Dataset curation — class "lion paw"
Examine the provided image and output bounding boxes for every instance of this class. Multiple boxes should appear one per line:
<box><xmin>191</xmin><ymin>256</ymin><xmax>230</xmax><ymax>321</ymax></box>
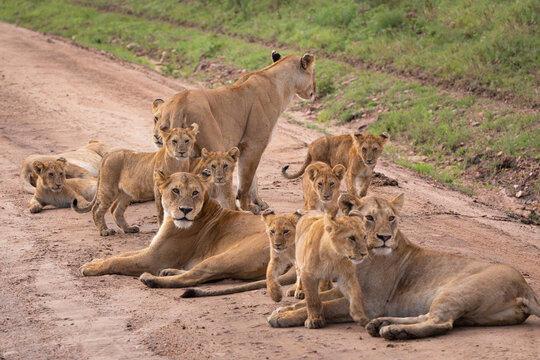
<box><xmin>294</xmin><ymin>289</ymin><xmax>305</xmax><ymax>300</ymax></box>
<box><xmin>267</xmin><ymin>311</ymin><xmax>292</xmax><ymax>328</ymax></box>
<box><xmin>286</xmin><ymin>286</ymin><xmax>296</xmax><ymax>297</ymax></box>
<box><xmin>366</xmin><ymin>318</ymin><xmax>391</xmax><ymax>337</ymax></box>
<box><xmin>248</xmin><ymin>204</ymin><xmax>261</xmax><ymax>215</ymax></box>
<box><xmin>159</xmin><ymin>268</ymin><xmax>185</xmax><ymax>277</ymax></box>
<box><xmin>139</xmin><ymin>272</ymin><xmax>158</xmax><ymax>288</ymax></box>
<box><xmin>304</xmin><ymin>316</ymin><xmax>326</xmax><ymax>329</ymax></box>
<box><xmin>124</xmin><ymin>226</ymin><xmax>139</xmax><ymax>234</ymax></box>
<box><xmin>256</xmin><ymin>199</ymin><xmax>270</xmax><ymax>211</ymax></box>
<box><xmin>100</xmin><ymin>228</ymin><xmax>116</xmax><ymax>236</ymax></box>
<box><xmin>29</xmin><ymin>205</ymin><xmax>42</xmax><ymax>214</ymax></box>
<box><xmin>79</xmin><ymin>259</ymin><xmax>104</xmax><ymax>276</ymax></box>
<box><xmin>379</xmin><ymin>325</ymin><xmax>412</xmax><ymax>340</ymax></box>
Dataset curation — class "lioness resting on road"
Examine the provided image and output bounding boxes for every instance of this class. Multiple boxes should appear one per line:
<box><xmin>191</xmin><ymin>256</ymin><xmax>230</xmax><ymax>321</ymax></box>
<box><xmin>294</xmin><ymin>212</ymin><xmax>369</xmax><ymax>329</ymax></box>
<box><xmin>151</xmin><ymin>51</ymin><xmax>316</xmax><ymax>213</ymax></box>
<box><xmin>29</xmin><ymin>158</ymin><xmax>96</xmax><ymax>213</ymax></box>
<box><xmin>73</xmin><ymin>126</ymin><xmax>197</xmax><ymax>236</ymax></box>
<box><xmin>302</xmin><ymin>162</ymin><xmax>346</xmax><ymax>217</ymax></box>
<box><xmin>79</xmin><ymin>172</ymin><xmax>272</xmax><ymax>289</ymax></box>
<box><xmin>282</xmin><ymin>133</ymin><xmax>389</xmax><ymax>198</ymax></box>
<box><xmin>20</xmin><ymin>140</ymin><xmax>120</xmax><ymax>194</ymax></box>
<box><xmin>190</xmin><ymin>147</ymin><xmax>240</xmax><ymax>210</ymax></box>
<box><xmin>268</xmin><ymin>193</ymin><xmax>540</xmax><ymax>340</ymax></box>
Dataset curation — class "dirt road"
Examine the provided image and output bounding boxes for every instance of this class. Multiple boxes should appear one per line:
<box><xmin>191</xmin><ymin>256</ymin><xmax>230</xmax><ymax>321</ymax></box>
<box><xmin>0</xmin><ymin>22</ymin><xmax>539</xmax><ymax>360</ymax></box>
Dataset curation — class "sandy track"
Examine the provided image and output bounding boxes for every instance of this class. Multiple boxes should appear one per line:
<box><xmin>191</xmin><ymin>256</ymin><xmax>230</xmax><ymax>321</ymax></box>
<box><xmin>0</xmin><ymin>22</ymin><xmax>538</xmax><ymax>360</ymax></box>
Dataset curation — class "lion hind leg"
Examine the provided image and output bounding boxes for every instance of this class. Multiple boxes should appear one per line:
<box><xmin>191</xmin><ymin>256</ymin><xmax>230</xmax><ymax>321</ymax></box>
<box><xmin>111</xmin><ymin>192</ymin><xmax>138</xmax><ymax>234</ymax></box>
<box><xmin>379</xmin><ymin>317</ymin><xmax>453</xmax><ymax>340</ymax></box>
<box><xmin>268</xmin><ymin>296</ymin><xmax>351</xmax><ymax>328</ymax></box>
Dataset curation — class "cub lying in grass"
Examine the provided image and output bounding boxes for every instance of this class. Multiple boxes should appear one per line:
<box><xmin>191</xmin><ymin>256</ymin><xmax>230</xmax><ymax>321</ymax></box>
<box><xmin>29</xmin><ymin>158</ymin><xmax>96</xmax><ymax>213</ymax></box>
<box><xmin>73</xmin><ymin>125</ymin><xmax>197</xmax><ymax>236</ymax></box>
<box><xmin>293</xmin><ymin>212</ymin><xmax>369</xmax><ymax>329</ymax></box>
<box><xmin>302</xmin><ymin>162</ymin><xmax>346</xmax><ymax>217</ymax></box>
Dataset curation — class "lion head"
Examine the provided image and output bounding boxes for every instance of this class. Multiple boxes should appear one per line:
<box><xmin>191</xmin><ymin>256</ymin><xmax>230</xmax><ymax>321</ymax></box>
<box><xmin>261</xmin><ymin>209</ymin><xmax>302</xmax><ymax>253</ymax></box>
<box><xmin>305</xmin><ymin>162</ymin><xmax>346</xmax><ymax>204</ymax></box>
<box><xmin>151</xmin><ymin>98</ymin><xmax>167</xmax><ymax>148</ymax></box>
<box><xmin>323</xmin><ymin>214</ymin><xmax>368</xmax><ymax>264</ymax></box>
<box><xmin>199</xmin><ymin>147</ymin><xmax>239</xmax><ymax>186</ymax></box>
<box><xmin>160</xmin><ymin>124</ymin><xmax>198</xmax><ymax>161</ymax></box>
<box><xmin>296</xmin><ymin>53</ymin><xmax>316</xmax><ymax>100</ymax></box>
<box><xmin>352</xmin><ymin>133</ymin><xmax>389</xmax><ymax>167</ymax></box>
<box><xmin>154</xmin><ymin>171</ymin><xmax>211</xmax><ymax>229</ymax></box>
<box><xmin>339</xmin><ymin>193</ymin><xmax>404</xmax><ymax>255</ymax></box>
<box><xmin>33</xmin><ymin>158</ymin><xmax>67</xmax><ymax>192</ymax></box>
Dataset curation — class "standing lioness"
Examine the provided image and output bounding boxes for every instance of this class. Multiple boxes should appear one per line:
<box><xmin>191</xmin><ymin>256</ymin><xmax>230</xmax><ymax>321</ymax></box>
<box><xmin>152</xmin><ymin>52</ymin><xmax>316</xmax><ymax>213</ymax></box>
<box><xmin>268</xmin><ymin>194</ymin><xmax>540</xmax><ymax>340</ymax></box>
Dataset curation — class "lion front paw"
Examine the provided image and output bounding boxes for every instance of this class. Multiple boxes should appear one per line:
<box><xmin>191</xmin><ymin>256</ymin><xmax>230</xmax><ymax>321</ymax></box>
<box><xmin>256</xmin><ymin>199</ymin><xmax>269</xmax><ymax>210</ymax></box>
<box><xmin>366</xmin><ymin>318</ymin><xmax>391</xmax><ymax>337</ymax></box>
<box><xmin>139</xmin><ymin>272</ymin><xmax>159</xmax><ymax>288</ymax></box>
<box><xmin>294</xmin><ymin>288</ymin><xmax>305</xmax><ymax>300</ymax></box>
<box><xmin>286</xmin><ymin>286</ymin><xmax>296</xmax><ymax>297</ymax></box>
<box><xmin>124</xmin><ymin>225</ymin><xmax>139</xmax><ymax>234</ymax></box>
<box><xmin>29</xmin><ymin>204</ymin><xmax>43</xmax><ymax>213</ymax></box>
<box><xmin>267</xmin><ymin>311</ymin><xmax>294</xmax><ymax>328</ymax></box>
<box><xmin>79</xmin><ymin>259</ymin><xmax>104</xmax><ymax>276</ymax></box>
<box><xmin>159</xmin><ymin>268</ymin><xmax>185</xmax><ymax>277</ymax></box>
<box><xmin>304</xmin><ymin>316</ymin><xmax>326</xmax><ymax>329</ymax></box>
<box><xmin>379</xmin><ymin>325</ymin><xmax>412</xmax><ymax>340</ymax></box>
<box><xmin>352</xmin><ymin>313</ymin><xmax>369</xmax><ymax>327</ymax></box>
<box><xmin>100</xmin><ymin>228</ymin><xmax>116</xmax><ymax>236</ymax></box>
<box><xmin>247</xmin><ymin>204</ymin><xmax>261</xmax><ymax>215</ymax></box>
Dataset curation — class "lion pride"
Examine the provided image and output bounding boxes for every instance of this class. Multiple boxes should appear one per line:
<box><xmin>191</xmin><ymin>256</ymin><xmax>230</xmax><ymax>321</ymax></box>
<box><xmin>152</xmin><ymin>52</ymin><xmax>316</xmax><ymax>213</ymax></box>
<box><xmin>267</xmin><ymin>193</ymin><xmax>540</xmax><ymax>340</ymax></box>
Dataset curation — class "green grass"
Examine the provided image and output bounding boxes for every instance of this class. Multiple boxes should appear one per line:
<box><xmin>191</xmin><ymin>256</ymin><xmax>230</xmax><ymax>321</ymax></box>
<box><xmin>0</xmin><ymin>0</ymin><xmax>538</xmax><ymax>196</ymax></box>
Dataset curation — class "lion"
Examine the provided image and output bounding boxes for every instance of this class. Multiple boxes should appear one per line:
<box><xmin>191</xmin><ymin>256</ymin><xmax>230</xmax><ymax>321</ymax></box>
<box><xmin>151</xmin><ymin>51</ymin><xmax>316</xmax><ymax>213</ymax></box>
<box><xmin>29</xmin><ymin>158</ymin><xmax>96</xmax><ymax>213</ymax></box>
<box><xmin>20</xmin><ymin>140</ymin><xmax>120</xmax><ymax>194</ymax></box>
<box><xmin>73</xmin><ymin>125</ymin><xmax>197</xmax><ymax>236</ymax></box>
<box><xmin>302</xmin><ymin>162</ymin><xmax>346</xmax><ymax>217</ymax></box>
<box><xmin>79</xmin><ymin>172</ymin><xmax>274</xmax><ymax>290</ymax></box>
<box><xmin>282</xmin><ymin>133</ymin><xmax>389</xmax><ymax>198</ymax></box>
<box><xmin>190</xmin><ymin>147</ymin><xmax>240</xmax><ymax>210</ymax></box>
<box><xmin>293</xmin><ymin>212</ymin><xmax>368</xmax><ymax>329</ymax></box>
<box><xmin>267</xmin><ymin>193</ymin><xmax>540</xmax><ymax>340</ymax></box>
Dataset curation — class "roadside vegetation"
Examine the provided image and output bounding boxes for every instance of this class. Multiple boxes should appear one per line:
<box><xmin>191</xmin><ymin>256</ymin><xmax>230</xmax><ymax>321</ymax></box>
<box><xmin>1</xmin><ymin>0</ymin><xmax>538</xmax><ymax>217</ymax></box>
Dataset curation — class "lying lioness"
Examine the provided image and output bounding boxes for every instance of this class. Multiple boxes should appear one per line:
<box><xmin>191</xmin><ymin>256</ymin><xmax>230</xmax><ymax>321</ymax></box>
<box><xmin>282</xmin><ymin>133</ymin><xmax>388</xmax><ymax>198</ymax></box>
<box><xmin>73</xmin><ymin>126</ymin><xmax>197</xmax><ymax>236</ymax></box>
<box><xmin>79</xmin><ymin>172</ymin><xmax>271</xmax><ymax>289</ymax></box>
<box><xmin>29</xmin><ymin>158</ymin><xmax>96</xmax><ymax>213</ymax></box>
<box><xmin>268</xmin><ymin>193</ymin><xmax>540</xmax><ymax>340</ymax></box>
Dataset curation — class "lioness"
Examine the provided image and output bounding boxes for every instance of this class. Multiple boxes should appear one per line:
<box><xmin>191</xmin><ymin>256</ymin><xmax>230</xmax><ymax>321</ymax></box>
<box><xmin>268</xmin><ymin>193</ymin><xmax>540</xmax><ymax>340</ymax></box>
<box><xmin>20</xmin><ymin>140</ymin><xmax>120</xmax><ymax>194</ymax></box>
<box><xmin>79</xmin><ymin>172</ymin><xmax>272</xmax><ymax>289</ymax></box>
<box><xmin>294</xmin><ymin>212</ymin><xmax>368</xmax><ymax>329</ymax></box>
<box><xmin>190</xmin><ymin>147</ymin><xmax>240</xmax><ymax>210</ymax></box>
<box><xmin>29</xmin><ymin>158</ymin><xmax>96</xmax><ymax>213</ymax></box>
<box><xmin>282</xmin><ymin>133</ymin><xmax>389</xmax><ymax>198</ymax></box>
<box><xmin>73</xmin><ymin>126</ymin><xmax>197</xmax><ymax>236</ymax></box>
<box><xmin>151</xmin><ymin>52</ymin><xmax>316</xmax><ymax>213</ymax></box>
<box><xmin>303</xmin><ymin>162</ymin><xmax>346</xmax><ymax>216</ymax></box>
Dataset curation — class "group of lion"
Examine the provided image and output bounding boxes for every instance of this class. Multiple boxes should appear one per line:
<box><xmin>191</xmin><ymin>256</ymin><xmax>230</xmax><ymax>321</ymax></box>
<box><xmin>21</xmin><ymin>51</ymin><xmax>539</xmax><ymax>341</ymax></box>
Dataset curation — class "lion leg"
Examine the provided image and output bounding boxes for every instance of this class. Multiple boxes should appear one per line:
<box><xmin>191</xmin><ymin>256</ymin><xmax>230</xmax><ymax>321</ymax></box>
<box><xmin>92</xmin><ymin>186</ymin><xmax>118</xmax><ymax>237</ymax></box>
<box><xmin>267</xmin><ymin>256</ymin><xmax>291</xmax><ymax>302</ymax></box>
<box><xmin>279</xmin><ymin>287</ymin><xmax>344</xmax><ymax>313</ymax></box>
<box><xmin>249</xmin><ymin>176</ymin><xmax>269</xmax><ymax>210</ymax></box>
<box><xmin>268</xmin><ymin>296</ymin><xmax>351</xmax><ymax>328</ymax></box>
<box><xmin>302</xmin><ymin>273</ymin><xmax>326</xmax><ymax>329</ymax></box>
<box><xmin>111</xmin><ymin>192</ymin><xmax>138</xmax><ymax>234</ymax></box>
<box><xmin>356</xmin><ymin>175</ymin><xmax>371</xmax><ymax>198</ymax></box>
<box><xmin>29</xmin><ymin>197</ymin><xmax>44</xmax><ymax>213</ymax></box>
<box><xmin>237</xmin><ymin>146</ymin><xmax>265</xmax><ymax>214</ymax></box>
<box><xmin>80</xmin><ymin>251</ymin><xmax>161</xmax><ymax>276</ymax></box>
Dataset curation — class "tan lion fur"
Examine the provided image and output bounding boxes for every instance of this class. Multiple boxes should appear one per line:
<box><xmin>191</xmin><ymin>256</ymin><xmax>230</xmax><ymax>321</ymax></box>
<box><xmin>302</xmin><ymin>162</ymin><xmax>346</xmax><ymax>217</ymax></box>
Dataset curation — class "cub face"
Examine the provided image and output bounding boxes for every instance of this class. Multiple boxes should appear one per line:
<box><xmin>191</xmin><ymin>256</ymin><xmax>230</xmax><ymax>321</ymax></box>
<box><xmin>199</xmin><ymin>147</ymin><xmax>240</xmax><ymax>186</ymax></box>
<box><xmin>306</xmin><ymin>162</ymin><xmax>346</xmax><ymax>203</ymax></box>
<box><xmin>324</xmin><ymin>214</ymin><xmax>368</xmax><ymax>264</ymax></box>
<box><xmin>155</xmin><ymin>171</ymin><xmax>211</xmax><ymax>229</ymax></box>
<box><xmin>352</xmin><ymin>133</ymin><xmax>389</xmax><ymax>167</ymax></box>
<box><xmin>160</xmin><ymin>124</ymin><xmax>198</xmax><ymax>160</ymax></box>
<box><xmin>33</xmin><ymin>158</ymin><xmax>67</xmax><ymax>192</ymax></box>
<box><xmin>261</xmin><ymin>210</ymin><xmax>302</xmax><ymax>253</ymax></box>
<box><xmin>339</xmin><ymin>193</ymin><xmax>404</xmax><ymax>255</ymax></box>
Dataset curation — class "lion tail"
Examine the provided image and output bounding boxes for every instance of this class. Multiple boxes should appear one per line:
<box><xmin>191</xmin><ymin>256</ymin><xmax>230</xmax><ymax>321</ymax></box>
<box><xmin>71</xmin><ymin>166</ymin><xmax>100</xmax><ymax>213</ymax></box>
<box><xmin>181</xmin><ymin>269</ymin><xmax>296</xmax><ymax>298</ymax></box>
<box><xmin>523</xmin><ymin>286</ymin><xmax>540</xmax><ymax>318</ymax></box>
<box><xmin>281</xmin><ymin>152</ymin><xmax>312</xmax><ymax>179</ymax></box>
<box><xmin>20</xmin><ymin>169</ymin><xmax>36</xmax><ymax>194</ymax></box>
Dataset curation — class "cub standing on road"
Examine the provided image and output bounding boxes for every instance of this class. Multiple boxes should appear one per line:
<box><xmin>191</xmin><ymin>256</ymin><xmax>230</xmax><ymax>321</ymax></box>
<box><xmin>282</xmin><ymin>133</ymin><xmax>389</xmax><ymax>198</ymax></box>
<box><xmin>302</xmin><ymin>162</ymin><xmax>346</xmax><ymax>217</ymax></box>
<box><xmin>73</xmin><ymin>125</ymin><xmax>197</xmax><ymax>236</ymax></box>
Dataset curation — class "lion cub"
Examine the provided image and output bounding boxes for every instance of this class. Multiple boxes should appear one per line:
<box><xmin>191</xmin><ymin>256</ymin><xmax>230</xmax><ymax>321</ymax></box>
<box><xmin>190</xmin><ymin>147</ymin><xmax>240</xmax><ymax>210</ymax></box>
<box><xmin>295</xmin><ymin>213</ymin><xmax>369</xmax><ymax>329</ymax></box>
<box><xmin>73</xmin><ymin>125</ymin><xmax>197</xmax><ymax>236</ymax></box>
<box><xmin>29</xmin><ymin>158</ymin><xmax>97</xmax><ymax>213</ymax></box>
<box><xmin>282</xmin><ymin>133</ymin><xmax>389</xmax><ymax>198</ymax></box>
<box><xmin>303</xmin><ymin>162</ymin><xmax>346</xmax><ymax>216</ymax></box>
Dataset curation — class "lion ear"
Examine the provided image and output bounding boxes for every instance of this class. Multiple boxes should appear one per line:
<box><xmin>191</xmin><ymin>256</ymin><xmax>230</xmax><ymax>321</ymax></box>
<box><xmin>228</xmin><ymin>147</ymin><xmax>240</xmax><ymax>162</ymax></box>
<box><xmin>300</xmin><ymin>54</ymin><xmax>315</xmax><ymax>70</ymax></box>
<box><xmin>323</xmin><ymin>213</ymin><xmax>337</xmax><ymax>233</ymax></box>
<box><xmin>290</xmin><ymin>209</ymin><xmax>303</xmax><ymax>223</ymax></box>
<box><xmin>201</xmin><ymin>148</ymin><xmax>209</xmax><ymax>158</ymax></box>
<box><xmin>379</xmin><ymin>132</ymin><xmax>390</xmax><ymax>144</ymax></box>
<box><xmin>338</xmin><ymin>193</ymin><xmax>364</xmax><ymax>216</ymax></box>
<box><xmin>154</xmin><ymin>169</ymin><xmax>169</xmax><ymax>190</ymax></box>
<box><xmin>271</xmin><ymin>50</ymin><xmax>281</xmax><ymax>63</ymax></box>
<box><xmin>389</xmin><ymin>193</ymin><xmax>404</xmax><ymax>215</ymax></box>
<box><xmin>159</xmin><ymin>127</ymin><xmax>171</xmax><ymax>140</ymax></box>
<box><xmin>261</xmin><ymin>209</ymin><xmax>275</xmax><ymax>222</ymax></box>
<box><xmin>56</xmin><ymin>157</ymin><xmax>67</xmax><ymax>164</ymax></box>
<box><xmin>190</xmin><ymin>123</ymin><xmax>199</xmax><ymax>136</ymax></box>
<box><xmin>32</xmin><ymin>161</ymin><xmax>45</xmax><ymax>175</ymax></box>
<box><xmin>332</xmin><ymin>164</ymin><xmax>346</xmax><ymax>181</ymax></box>
<box><xmin>152</xmin><ymin>98</ymin><xmax>165</xmax><ymax>113</ymax></box>
<box><xmin>305</xmin><ymin>164</ymin><xmax>319</xmax><ymax>182</ymax></box>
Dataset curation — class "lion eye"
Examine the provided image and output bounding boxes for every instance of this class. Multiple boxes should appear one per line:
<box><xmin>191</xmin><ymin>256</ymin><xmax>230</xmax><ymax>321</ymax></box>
<box><xmin>172</xmin><ymin>140</ymin><xmax>178</xmax><ymax>145</ymax></box>
<box><xmin>48</xmin><ymin>173</ymin><xmax>54</xmax><ymax>177</ymax></box>
<box><xmin>172</xmin><ymin>188</ymin><xmax>179</xmax><ymax>194</ymax></box>
<box><xmin>270</xmin><ymin>229</ymin><xmax>275</xmax><ymax>235</ymax></box>
<box><xmin>283</xmin><ymin>229</ymin><xmax>290</xmax><ymax>235</ymax></box>
<box><xmin>211</xmin><ymin>164</ymin><xmax>216</xmax><ymax>169</ymax></box>
<box><xmin>330</xmin><ymin>182</ymin><xmax>335</xmax><ymax>187</ymax></box>
<box><xmin>362</xmin><ymin>148</ymin><xmax>367</xmax><ymax>153</ymax></box>
<box><xmin>192</xmin><ymin>190</ymin><xmax>199</xmax><ymax>197</ymax></box>
<box><xmin>389</xmin><ymin>216</ymin><xmax>395</xmax><ymax>221</ymax></box>
<box><xmin>349</xmin><ymin>236</ymin><xmax>357</xmax><ymax>243</ymax></box>
<box><xmin>317</xmin><ymin>182</ymin><xmax>323</xmax><ymax>188</ymax></box>
<box><xmin>373</xmin><ymin>148</ymin><xmax>378</xmax><ymax>152</ymax></box>
<box><xmin>184</xmin><ymin>139</ymin><xmax>189</xmax><ymax>144</ymax></box>
<box><xmin>365</xmin><ymin>215</ymin><xmax>374</xmax><ymax>221</ymax></box>
<box><xmin>154</xmin><ymin>116</ymin><xmax>158</xmax><ymax>123</ymax></box>
<box><xmin>59</xmin><ymin>173</ymin><xmax>64</xmax><ymax>176</ymax></box>
<box><xmin>223</xmin><ymin>164</ymin><xmax>228</xmax><ymax>169</ymax></box>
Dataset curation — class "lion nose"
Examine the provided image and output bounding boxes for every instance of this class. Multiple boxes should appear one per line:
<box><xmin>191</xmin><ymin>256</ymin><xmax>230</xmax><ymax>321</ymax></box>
<box><xmin>153</xmin><ymin>134</ymin><xmax>160</xmax><ymax>140</ymax></box>
<box><xmin>377</xmin><ymin>234</ymin><xmax>391</xmax><ymax>242</ymax></box>
<box><xmin>179</xmin><ymin>207</ymin><xmax>193</xmax><ymax>214</ymax></box>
